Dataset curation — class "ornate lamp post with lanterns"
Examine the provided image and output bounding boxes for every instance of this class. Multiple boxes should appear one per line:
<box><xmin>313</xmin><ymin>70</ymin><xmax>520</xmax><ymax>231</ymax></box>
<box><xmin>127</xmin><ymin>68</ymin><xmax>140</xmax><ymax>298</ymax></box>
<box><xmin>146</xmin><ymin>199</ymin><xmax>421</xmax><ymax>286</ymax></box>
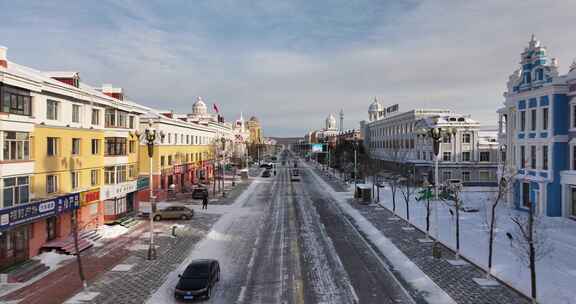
<box><xmin>142</xmin><ymin>122</ymin><xmax>164</xmax><ymax>260</ymax></box>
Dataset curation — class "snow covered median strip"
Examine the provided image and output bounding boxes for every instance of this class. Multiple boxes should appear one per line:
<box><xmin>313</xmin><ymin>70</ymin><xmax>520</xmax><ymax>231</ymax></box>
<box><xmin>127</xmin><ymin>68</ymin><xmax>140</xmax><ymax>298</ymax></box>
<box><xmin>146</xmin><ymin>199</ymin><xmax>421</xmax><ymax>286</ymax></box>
<box><xmin>307</xmin><ymin>166</ymin><xmax>456</xmax><ymax>304</ymax></box>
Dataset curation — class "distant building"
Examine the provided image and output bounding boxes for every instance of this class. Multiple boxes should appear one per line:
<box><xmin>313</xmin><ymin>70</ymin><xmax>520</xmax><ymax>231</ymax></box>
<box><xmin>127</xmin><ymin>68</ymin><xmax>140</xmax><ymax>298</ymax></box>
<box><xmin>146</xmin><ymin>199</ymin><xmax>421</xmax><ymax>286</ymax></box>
<box><xmin>362</xmin><ymin>98</ymin><xmax>498</xmax><ymax>186</ymax></box>
<box><xmin>247</xmin><ymin>116</ymin><xmax>263</xmax><ymax>144</ymax></box>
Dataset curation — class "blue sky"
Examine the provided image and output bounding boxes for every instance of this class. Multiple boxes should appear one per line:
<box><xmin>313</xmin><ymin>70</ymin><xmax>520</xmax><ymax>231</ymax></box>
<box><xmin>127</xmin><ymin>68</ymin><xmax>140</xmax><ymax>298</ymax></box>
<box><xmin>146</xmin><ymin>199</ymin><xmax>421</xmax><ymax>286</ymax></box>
<box><xmin>1</xmin><ymin>0</ymin><xmax>576</xmax><ymax>136</ymax></box>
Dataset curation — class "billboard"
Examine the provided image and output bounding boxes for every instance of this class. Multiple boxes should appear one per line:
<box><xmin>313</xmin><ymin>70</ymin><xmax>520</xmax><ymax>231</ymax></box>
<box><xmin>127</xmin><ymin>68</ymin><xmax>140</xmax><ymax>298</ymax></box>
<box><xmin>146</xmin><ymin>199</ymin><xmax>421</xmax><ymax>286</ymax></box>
<box><xmin>311</xmin><ymin>144</ymin><xmax>323</xmax><ymax>153</ymax></box>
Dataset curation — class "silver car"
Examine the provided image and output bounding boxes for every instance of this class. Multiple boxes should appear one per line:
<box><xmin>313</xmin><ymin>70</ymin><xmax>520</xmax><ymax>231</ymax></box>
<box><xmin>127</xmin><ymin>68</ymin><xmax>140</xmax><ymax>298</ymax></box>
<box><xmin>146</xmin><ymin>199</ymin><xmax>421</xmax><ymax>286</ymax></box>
<box><xmin>153</xmin><ymin>206</ymin><xmax>194</xmax><ymax>221</ymax></box>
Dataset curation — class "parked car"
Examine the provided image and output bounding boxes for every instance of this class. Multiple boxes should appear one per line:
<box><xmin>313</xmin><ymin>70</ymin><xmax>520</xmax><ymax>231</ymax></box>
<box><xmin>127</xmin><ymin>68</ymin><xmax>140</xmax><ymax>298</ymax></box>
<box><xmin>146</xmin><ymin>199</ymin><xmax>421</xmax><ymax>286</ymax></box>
<box><xmin>175</xmin><ymin>259</ymin><xmax>220</xmax><ymax>301</ymax></box>
<box><xmin>153</xmin><ymin>205</ymin><xmax>194</xmax><ymax>221</ymax></box>
<box><xmin>262</xmin><ymin>170</ymin><xmax>271</xmax><ymax>178</ymax></box>
<box><xmin>192</xmin><ymin>187</ymin><xmax>209</xmax><ymax>200</ymax></box>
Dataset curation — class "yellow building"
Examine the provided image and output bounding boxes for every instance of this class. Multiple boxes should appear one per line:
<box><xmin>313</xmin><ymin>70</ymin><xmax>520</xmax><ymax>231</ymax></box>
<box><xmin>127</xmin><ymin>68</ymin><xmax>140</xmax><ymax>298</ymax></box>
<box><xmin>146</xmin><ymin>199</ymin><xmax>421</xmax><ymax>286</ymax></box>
<box><xmin>137</xmin><ymin>109</ymin><xmax>217</xmax><ymax>201</ymax></box>
<box><xmin>248</xmin><ymin>116</ymin><xmax>263</xmax><ymax>144</ymax></box>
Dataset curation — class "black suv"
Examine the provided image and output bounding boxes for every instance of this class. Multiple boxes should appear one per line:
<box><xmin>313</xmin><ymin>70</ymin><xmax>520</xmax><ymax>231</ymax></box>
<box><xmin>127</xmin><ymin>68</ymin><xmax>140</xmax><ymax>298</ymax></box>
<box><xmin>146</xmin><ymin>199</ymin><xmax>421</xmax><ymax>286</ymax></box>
<box><xmin>191</xmin><ymin>187</ymin><xmax>209</xmax><ymax>200</ymax></box>
<box><xmin>175</xmin><ymin>259</ymin><xmax>220</xmax><ymax>301</ymax></box>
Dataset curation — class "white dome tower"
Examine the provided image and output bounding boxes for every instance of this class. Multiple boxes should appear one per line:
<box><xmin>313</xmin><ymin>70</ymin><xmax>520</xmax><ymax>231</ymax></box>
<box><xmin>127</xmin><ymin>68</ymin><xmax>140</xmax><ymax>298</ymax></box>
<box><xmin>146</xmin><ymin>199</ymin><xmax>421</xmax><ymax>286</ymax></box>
<box><xmin>325</xmin><ymin>113</ymin><xmax>337</xmax><ymax>130</ymax></box>
<box><xmin>192</xmin><ymin>96</ymin><xmax>208</xmax><ymax>115</ymax></box>
<box><xmin>368</xmin><ymin>97</ymin><xmax>384</xmax><ymax>121</ymax></box>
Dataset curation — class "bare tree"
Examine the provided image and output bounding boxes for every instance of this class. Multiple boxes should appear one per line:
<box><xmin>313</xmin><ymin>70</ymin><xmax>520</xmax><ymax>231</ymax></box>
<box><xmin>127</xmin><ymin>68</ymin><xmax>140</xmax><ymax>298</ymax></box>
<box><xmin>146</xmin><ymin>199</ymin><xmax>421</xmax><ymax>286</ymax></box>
<box><xmin>479</xmin><ymin>170</ymin><xmax>517</xmax><ymax>278</ymax></box>
<box><xmin>508</xmin><ymin>204</ymin><xmax>553</xmax><ymax>303</ymax></box>
<box><xmin>399</xmin><ymin>165</ymin><xmax>416</xmax><ymax>221</ymax></box>
<box><xmin>440</xmin><ymin>182</ymin><xmax>464</xmax><ymax>258</ymax></box>
<box><xmin>416</xmin><ymin>184</ymin><xmax>434</xmax><ymax>239</ymax></box>
<box><xmin>385</xmin><ymin>173</ymin><xmax>401</xmax><ymax>215</ymax></box>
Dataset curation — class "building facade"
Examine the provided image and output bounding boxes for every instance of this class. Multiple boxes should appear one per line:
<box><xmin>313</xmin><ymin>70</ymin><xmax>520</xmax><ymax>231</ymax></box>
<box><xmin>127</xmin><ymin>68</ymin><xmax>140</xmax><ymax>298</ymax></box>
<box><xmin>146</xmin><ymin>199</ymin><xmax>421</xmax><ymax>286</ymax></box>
<box><xmin>0</xmin><ymin>47</ymin><xmax>146</xmax><ymax>268</ymax></box>
<box><xmin>363</xmin><ymin>99</ymin><xmax>498</xmax><ymax>186</ymax></box>
<box><xmin>498</xmin><ymin>36</ymin><xmax>573</xmax><ymax>217</ymax></box>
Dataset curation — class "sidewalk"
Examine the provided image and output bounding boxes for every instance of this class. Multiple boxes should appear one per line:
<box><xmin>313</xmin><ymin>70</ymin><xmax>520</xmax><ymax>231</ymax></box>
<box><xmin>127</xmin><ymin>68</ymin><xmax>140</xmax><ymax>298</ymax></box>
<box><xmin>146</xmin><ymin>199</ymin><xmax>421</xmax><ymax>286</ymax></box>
<box><xmin>0</xmin><ymin>222</ymin><xmax>148</xmax><ymax>304</ymax></box>
<box><xmin>308</xmin><ymin>162</ymin><xmax>531</xmax><ymax>304</ymax></box>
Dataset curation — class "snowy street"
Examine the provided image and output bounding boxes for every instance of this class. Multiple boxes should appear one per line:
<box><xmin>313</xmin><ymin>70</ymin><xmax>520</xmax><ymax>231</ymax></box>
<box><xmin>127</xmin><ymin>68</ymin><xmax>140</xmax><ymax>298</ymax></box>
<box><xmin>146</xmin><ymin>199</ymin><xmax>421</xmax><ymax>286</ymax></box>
<box><xmin>146</xmin><ymin>156</ymin><xmax>414</xmax><ymax>304</ymax></box>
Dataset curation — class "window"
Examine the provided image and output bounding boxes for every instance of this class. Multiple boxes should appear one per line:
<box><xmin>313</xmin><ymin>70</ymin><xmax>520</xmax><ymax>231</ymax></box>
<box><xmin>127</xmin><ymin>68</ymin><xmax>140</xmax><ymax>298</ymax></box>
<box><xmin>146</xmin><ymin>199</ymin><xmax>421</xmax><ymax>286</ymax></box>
<box><xmin>1</xmin><ymin>86</ymin><xmax>32</xmax><ymax>116</ymax></box>
<box><xmin>117</xmin><ymin>111</ymin><xmax>127</xmax><ymax>128</ymax></box>
<box><xmin>443</xmin><ymin>152</ymin><xmax>451</xmax><ymax>161</ymax></box>
<box><xmin>91</xmin><ymin>109</ymin><xmax>100</xmax><ymax>125</ymax></box>
<box><xmin>129</xmin><ymin>165</ymin><xmax>137</xmax><ymax>179</ymax></box>
<box><xmin>442</xmin><ymin>171</ymin><xmax>452</xmax><ymax>181</ymax></box>
<box><xmin>574</xmin><ymin>105</ymin><xmax>576</xmax><ymax>128</ymax></box>
<box><xmin>462</xmin><ymin>133</ymin><xmax>471</xmax><ymax>144</ymax></box>
<box><xmin>71</xmin><ymin>171</ymin><xmax>80</xmax><ymax>190</ymax></box>
<box><xmin>571</xmin><ymin>187</ymin><xmax>576</xmax><ymax>217</ymax></box>
<box><xmin>520</xmin><ymin>146</ymin><xmax>526</xmax><ymax>169</ymax></box>
<box><xmin>47</xmin><ymin>137</ymin><xmax>59</xmax><ymax>156</ymax></box>
<box><xmin>442</xmin><ymin>134</ymin><xmax>451</xmax><ymax>143</ymax></box>
<box><xmin>479</xmin><ymin>171</ymin><xmax>490</xmax><ymax>181</ymax></box>
<box><xmin>72</xmin><ymin>138</ymin><xmax>81</xmax><ymax>155</ymax></box>
<box><xmin>573</xmin><ymin>146</ymin><xmax>576</xmax><ymax>170</ymax></box>
<box><xmin>462</xmin><ymin>151</ymin><xmax>471</xmax><ymax>161</ymax></box>
<box><xmin>168</xmin><ymin>155</ymin><xmax>172</xmax><ymax>165</ymax></box>
<box><xmin>72</xmin><ymin>104</ymin><xmax>81</xmax><ymax>123</ymax></box>
<box><xmin>3</xmin><ymin>131</ymin><xmax>29</xmax><ymax>160</ymax></box>
<box><xmin>531</xmin><ymin>109</ymin><xmax>537</xmax><ymax>131</ymax></box>
<box><xmin>542</xmin><ymin>146</ymin><xmax>548</xmax><ymax>170</ymax></box>
<box><xmin>91</xmin><ymin>139</ymin><xmax>100</xmax><ymax>155</ymax></box>
<box><xmin>530</xmin><ymin>146</ymin><xmax>536</xmax><ymax>169</ymax></box>
<box><xmin>161</xmin><ymin>156</ymin><xmax>165</xmax><ymax>166</ymax></box>
<box><xmin>46</xmin><ymin>175</ymin><xmax>58</xmax><ymax>193</ymax></box>
<box><xmin>129</xmin><ymin>116</ymin><xmax>135</xmax><ymax>129</ymax></box>
<box><xmin>105</xmin><ymin>137</ymin><xmax>127</xmax><ymax>156</ymax></box>
<box><xmin>129</xmin><ymin>140</ymin><xmax>135</xmax><ymax>153</ymax></box>
<box><xmin>105</xmin><ymin>167</ymin><xmax>115</xmax><ymax>185</ymax></box>
<box><xmin>117</xmin><ymin>165</ymin><xmax>127</xmax><ymax>183</ymax></box>
<box><xmin>91</xmin><ymin>169</ymin><xmax>99</xmax><ymax>186</ymax></box>
<box><xmin>520</xmin><ymin>111</ymin><xmax>526</xmax><ymax>131</ymax></box>
<box><xmin>3</xmin><ymin>176</ymin><xmax>29</xmax><ymax>207</ymax></box>
<box><xmin>480</xmin><ymin>151</ymin><xmax>490</xmax><ymax>162</ymax></box>
<box><xmin>461</xmin><ymin>171</ymin><xmax>470</xmax><ymax>182</ymax></box>
<box><xmin>105</xmin><ymin>108</ymin><xmax>115</xmax><ymax>127</ymax></box>
<box><xmin>47</xmin><ymin>100</ymin><xmax>58</xmax><ymax>120</ymax></box>
<box><xmin>542</xmin><ymin>108</ymin><xmax>549</xmax><ymax>130</ymax></box>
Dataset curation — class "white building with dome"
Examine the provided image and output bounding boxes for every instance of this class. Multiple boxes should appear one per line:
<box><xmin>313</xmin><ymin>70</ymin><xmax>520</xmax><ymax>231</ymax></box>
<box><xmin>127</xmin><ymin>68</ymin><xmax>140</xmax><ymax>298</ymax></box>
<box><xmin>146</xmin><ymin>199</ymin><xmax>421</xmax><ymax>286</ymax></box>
<box><xmin>361</xmin><ymin>99</ymin><xmax>498</xmax><ymax>186</ymax></box>
<box><xmin>188</xmin><ymin>96</ymin><xmax>218</xmax><ymax>123</ymax></box>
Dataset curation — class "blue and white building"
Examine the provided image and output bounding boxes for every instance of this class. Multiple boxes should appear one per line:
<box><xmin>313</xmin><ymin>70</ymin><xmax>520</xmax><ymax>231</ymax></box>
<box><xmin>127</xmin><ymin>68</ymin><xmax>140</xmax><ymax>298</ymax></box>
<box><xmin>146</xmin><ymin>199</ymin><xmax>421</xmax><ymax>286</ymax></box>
<box><xmin>498</xmin><ymin>36</ymin><xmax>572</xmax><ymax>217</ymax></box>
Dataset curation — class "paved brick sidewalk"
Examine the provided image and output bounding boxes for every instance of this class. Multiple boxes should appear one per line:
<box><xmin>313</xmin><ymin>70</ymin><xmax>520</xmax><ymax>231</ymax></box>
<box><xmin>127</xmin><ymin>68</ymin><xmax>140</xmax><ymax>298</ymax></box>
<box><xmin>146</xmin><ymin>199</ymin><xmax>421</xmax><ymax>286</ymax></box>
<box><xmin>0</xmin><ymin>222</ymin><xmax>149</xmax><ymax>304</ymax></box>
<box><xmin>311</xmin><ymin>165</ymin><xmax>531</xmax><ymax>304</ymax></box>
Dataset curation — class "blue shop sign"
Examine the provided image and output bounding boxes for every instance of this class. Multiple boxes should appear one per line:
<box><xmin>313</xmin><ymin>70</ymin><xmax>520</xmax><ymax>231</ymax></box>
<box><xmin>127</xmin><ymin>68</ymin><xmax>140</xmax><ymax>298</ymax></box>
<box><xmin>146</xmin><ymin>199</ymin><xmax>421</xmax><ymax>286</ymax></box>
<box><xmin>0</xmin><ymin>193</ymin><xmax>80</xmax><ymax>231</ymax></box>
<box><xmin>137</xmin><ymin>176</ymin><xmax>150</xmax><ymax>190</ymax></box>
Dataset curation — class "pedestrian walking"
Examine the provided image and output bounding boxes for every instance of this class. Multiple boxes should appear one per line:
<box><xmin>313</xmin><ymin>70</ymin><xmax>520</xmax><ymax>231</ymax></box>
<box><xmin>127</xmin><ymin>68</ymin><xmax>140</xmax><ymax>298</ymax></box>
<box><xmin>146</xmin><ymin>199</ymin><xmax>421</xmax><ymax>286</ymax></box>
<box><xmin>202</xmin><ymin>195</ymin><xmax>208</xmax><ymax>210</ymax></box>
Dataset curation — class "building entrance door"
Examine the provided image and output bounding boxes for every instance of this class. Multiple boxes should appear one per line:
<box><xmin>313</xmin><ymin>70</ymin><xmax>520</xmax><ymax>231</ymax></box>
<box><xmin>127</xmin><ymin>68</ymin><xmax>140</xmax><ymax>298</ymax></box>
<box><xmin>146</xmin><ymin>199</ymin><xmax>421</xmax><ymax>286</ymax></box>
<box><xmin>0</xmin><ymin>226</ymin><xmax>29</xmax><ymax>269</ymax></box>
<box><xmin>522</xmin><ymin>182</ymin><xmax>531</xmax><ymax>208</ymax></box>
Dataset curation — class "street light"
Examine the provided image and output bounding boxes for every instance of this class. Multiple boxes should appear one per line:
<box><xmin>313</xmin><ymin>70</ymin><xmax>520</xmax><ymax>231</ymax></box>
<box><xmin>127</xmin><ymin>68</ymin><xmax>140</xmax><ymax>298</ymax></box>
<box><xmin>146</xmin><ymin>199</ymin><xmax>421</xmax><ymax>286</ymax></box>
<box><xmin>142</xmin><ymin>122</ymin><xmax>164</xmax><ymax>260</ymax></box>
<box><xmin>353</xmin><ymin>139</ymin><xmax>359</xmax><ymax>192</ymax></box>
<box><xmin>417</xmin><ymin>123</ymin><xmax>457</xmax><ymax>258</ymax></box>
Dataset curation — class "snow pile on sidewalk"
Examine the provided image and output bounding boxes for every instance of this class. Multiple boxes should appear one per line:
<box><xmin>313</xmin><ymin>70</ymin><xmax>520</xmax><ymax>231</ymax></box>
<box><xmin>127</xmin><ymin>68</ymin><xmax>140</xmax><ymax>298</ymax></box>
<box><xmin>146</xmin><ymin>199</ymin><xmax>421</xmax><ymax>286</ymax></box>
<box><xmin>98</xmin><ymin>224</ymin><xmax>129</xmax><ymax>239</ymax></box>
<box><xmin>376</xmin><ymin>184</ymin><xmax>576</xmax><ymax>304</ymax></box>
<box><xmin>33</xmin><ymin>251</ymin><xmax>73</xmax><ymax>269</ymax></box>
<box><xmin>305</xmin><ymin>164</ymin><xmax>456</xmax><ymax>304</ymax></box>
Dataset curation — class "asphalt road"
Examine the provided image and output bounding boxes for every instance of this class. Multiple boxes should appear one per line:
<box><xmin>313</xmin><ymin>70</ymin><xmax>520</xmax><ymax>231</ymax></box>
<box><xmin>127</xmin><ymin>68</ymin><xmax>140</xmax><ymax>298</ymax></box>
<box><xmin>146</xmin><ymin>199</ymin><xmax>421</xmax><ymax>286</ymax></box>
<box><xmin>147</xmin><ymin>153</ymin><xmax>414</xmax><ymax>304</ymax></box>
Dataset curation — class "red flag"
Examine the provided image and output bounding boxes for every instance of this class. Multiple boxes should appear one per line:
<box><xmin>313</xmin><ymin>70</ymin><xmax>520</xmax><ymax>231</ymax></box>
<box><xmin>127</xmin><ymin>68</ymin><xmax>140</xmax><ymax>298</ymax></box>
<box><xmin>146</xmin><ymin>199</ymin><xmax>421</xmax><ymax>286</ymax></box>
<box><xmin>213</xmin><ymin>103</ymin><xmax>219</xmax><ymax>113</ymax></box>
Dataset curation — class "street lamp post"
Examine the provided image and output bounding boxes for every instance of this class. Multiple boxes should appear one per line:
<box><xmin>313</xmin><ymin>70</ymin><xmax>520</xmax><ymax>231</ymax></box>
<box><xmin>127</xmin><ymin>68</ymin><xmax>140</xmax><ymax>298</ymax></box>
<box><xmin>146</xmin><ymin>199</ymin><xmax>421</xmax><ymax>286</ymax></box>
<box><xmin>418</xmin><ymin>124</ymin><xmax>457</xmax><ymax>258</ymax></box>
<box><xmin>353</xmin><ymin>140</ymin><xmax>359</xmax><ymax>192</ymax></box>
<box><xmin>143</xmin><ymin>123</ymin><xmax>163</xmax><ymax>260</ymax></box>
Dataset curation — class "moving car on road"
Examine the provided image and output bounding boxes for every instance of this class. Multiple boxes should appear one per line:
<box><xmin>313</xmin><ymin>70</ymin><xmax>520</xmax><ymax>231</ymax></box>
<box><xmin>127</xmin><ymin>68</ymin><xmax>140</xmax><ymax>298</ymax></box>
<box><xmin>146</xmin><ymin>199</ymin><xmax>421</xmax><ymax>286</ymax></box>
<box><xmin>290</xmin><ymin>168</ymin><xmax>300</xmax><ymax>181</ymax></box>
<box><xmin>175</xmin><ymin>259</ymin><xmax>220</xmax><ymax>301</ymax></box>
<box><xmin>262</xmin><ymin>170</ymin><xmax>272</xmax><ymax>177</ymax></box>
<box><xmin>191</xmin><ymin>187</ymin><xmax>209</xmax><ymax>200</ymax></box>
<box><xmin>153</xmin><ymin>205</ymin><xmax>194</xmax><ymax>221</ymax></box>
